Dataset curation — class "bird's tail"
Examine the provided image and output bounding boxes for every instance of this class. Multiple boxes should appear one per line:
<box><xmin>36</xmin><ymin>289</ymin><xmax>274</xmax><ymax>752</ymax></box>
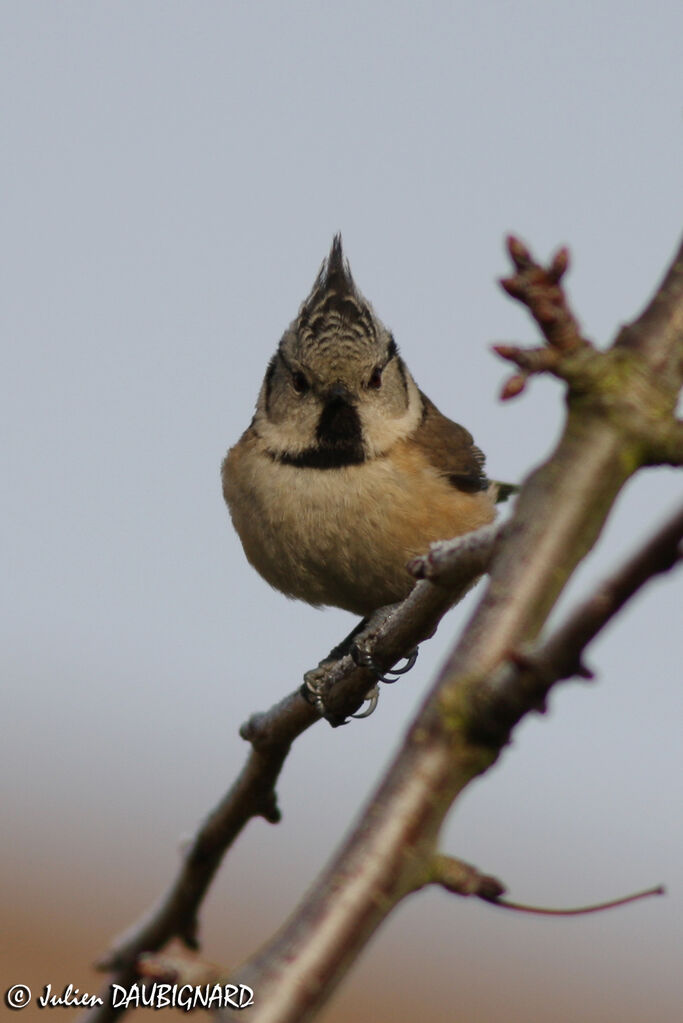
<box><xmin>490</xmin><ymin>480</ymin><xmax>519</xmax><ymax>503</ymax></box>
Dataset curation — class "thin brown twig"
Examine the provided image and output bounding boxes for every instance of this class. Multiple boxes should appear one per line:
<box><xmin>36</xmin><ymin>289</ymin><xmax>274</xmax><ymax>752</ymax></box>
<box><xmin>500</xmin><ymin>235</ymin><xmax>589</xmax><ymax>352</ymax></box>
<box><xmin>494</xmin><ymin>237</ymin><xmax>592</xmax><ymax>399</ymax></box>
<box><xmin>407</xmin><ymin>522</ymin><xmax>506</xmax><ymax>586</ymax></box>
<box><xmin>491</xmin><ymin>885</ymin><xmax>665</xmax><ymax>916</ymax></box>
<box><xmin>84</xmin><ymin>526</ymin><xmax>501</xmax><ymax>1021</ymax></box>
<box><xmin>314</xmin><ymin>524</ymin><xmax>504</xmax><ymax>725</ymax></box>
<box><xmin>429</xmin><ymin>854</ymin><xmax>665</xmax><ymax>917</ymax></box>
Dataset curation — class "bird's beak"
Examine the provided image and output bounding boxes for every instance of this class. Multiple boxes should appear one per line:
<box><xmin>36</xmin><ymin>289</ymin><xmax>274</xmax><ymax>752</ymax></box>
<box><xmin>326</xmin><ymin>381</ymin><xmax>354</xmax><ymax>404</ymax></box>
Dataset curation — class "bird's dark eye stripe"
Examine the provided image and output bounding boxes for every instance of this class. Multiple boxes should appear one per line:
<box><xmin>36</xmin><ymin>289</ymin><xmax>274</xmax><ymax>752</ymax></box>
<box><xmin>368</xmin><ymin>366</ymin><xmax>383</xmax><ymax>388</ymax></box>
<box><xmin>395</xmin><ymin>355</ymin><xmax>408</xmax><ymax>396</ymax></box>
<box><xmin>277</xmin><ymin>348</ymin><xmax>310</xmax><ymax>394</ymax></box>
<box><xmin>364</xmin><ymin>336</ymin><xmax>398</xmax><ymax>389</ymax></box>
<box><xmin>292</xmin><ymin>370</ymin><xmax>309</xmax><ymax>393</ymax></box>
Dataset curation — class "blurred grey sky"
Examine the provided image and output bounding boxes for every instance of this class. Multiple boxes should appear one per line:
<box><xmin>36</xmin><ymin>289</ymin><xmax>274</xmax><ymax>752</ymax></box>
<box><xmin>2</xmin><ymin>4</ymin><xmax>682</xmax><ymax>1021</ymax></box>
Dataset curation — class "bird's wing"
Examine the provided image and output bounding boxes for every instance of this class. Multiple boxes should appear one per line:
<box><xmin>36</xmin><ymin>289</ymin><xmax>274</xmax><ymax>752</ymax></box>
<box><xmin>411</xmin><ymin>392</ymin><xmax>489</xmax><ymax>493</ymax></box>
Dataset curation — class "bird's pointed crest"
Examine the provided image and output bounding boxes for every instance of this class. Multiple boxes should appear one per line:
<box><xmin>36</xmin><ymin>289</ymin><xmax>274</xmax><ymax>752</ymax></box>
<box><xmin>298</xmin><ymin>233</ymin><xmax>378</xmax><ymax>347</ymax></box>
<box><xmin>299</xmin><ymin>234</ymin><xmax>361</xmax><ymax>324</ymax></box>
<box><xmin>322</xmin><ymin>233</ymin><xmax>355</xmax><ymax>296</ymax></box>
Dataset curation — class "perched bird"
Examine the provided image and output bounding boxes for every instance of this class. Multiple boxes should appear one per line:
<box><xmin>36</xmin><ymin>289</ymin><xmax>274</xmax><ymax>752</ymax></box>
<box><xmin>223</xmin><ymin>236</ymin><xmax>499</xmax><ymax>626</ymax></box>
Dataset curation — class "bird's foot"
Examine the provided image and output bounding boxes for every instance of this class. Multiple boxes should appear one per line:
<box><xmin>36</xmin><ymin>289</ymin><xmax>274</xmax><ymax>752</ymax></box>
<box><xmin>301</xmin><ymin>603</ymin><xmax>419</xmax><ymax>720</ymax></box>
<box><xmin>301</xmin><ymin>660</ymin><xmax>335</xmax><ymax>717</ymax></box>
<box><xmin>301</xmin><ymin>661</ymin><xmax>380</xmax><ymax>720</ymax></box>
<box><xmin>351</xmin><ymin>643</ymin><xmax>419</xmax><ymax>683</ymax></box>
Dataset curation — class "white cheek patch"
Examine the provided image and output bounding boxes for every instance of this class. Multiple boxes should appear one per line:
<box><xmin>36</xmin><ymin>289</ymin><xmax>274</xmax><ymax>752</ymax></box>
<box><xmin>361</xmin><ymin>373</ymin><xmax>423</xmax><ymax>458</ymax></box>
<box><xmin>255</xmin><ymin>410</ymin><xmax>318</xmax><ymax>456</ymax></box>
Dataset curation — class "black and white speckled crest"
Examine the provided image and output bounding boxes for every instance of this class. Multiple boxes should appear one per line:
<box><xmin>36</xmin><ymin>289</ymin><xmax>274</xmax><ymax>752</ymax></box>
<box><xmin>295</xmin><ymin>235</ymin><xmax>379</xmax><ymax>358</ymax></box>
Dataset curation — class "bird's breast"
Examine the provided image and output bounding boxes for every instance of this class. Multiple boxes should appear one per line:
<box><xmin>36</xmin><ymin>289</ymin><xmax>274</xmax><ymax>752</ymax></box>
<box><xmin>223</xmin><ymin>436</ymin><xmax>495</xmax><ymax>615</ymax></box>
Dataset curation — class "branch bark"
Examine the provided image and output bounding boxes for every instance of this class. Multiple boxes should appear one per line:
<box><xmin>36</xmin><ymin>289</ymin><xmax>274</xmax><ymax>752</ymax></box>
<box><xmin>214</xmin><ymin>236</ymin><xmax>683</xmax><ymax>1022</ymax></box>
<box><xmin>465</xmin><ymin>500</ymin><xmax>683</xmax><ymax>743</ymax></box>
<box><xmin>83</xmin><ymin>236</ymin><xmax>683</xmax><ymax>1023</ymax></box>
<box><xmin>85</xmin><ymin>526</ymin><xmax>503</xmax><ymax>1022</ymax></box>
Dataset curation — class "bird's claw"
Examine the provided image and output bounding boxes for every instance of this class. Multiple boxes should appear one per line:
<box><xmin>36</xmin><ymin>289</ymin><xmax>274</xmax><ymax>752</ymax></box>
<box><xmin>303</xmin><ymin>668</ymin><xmax>381</xmax><ymax>721</ymax></box>
<box><xmin>302</xmin><ymin>637</ymin><xmax>419</xmax><ymax>722</ymax></box>
<box><xmin>351</xmin><ymin>644</ymin><xmax>419</xmax><ymax>683</ymax></box>
<box><xmin>302</xmin><ymin>663</ymin><xmax>333</xmax><ymax>716</ymax></box>
<box><xmin>348</xmin><ymin>648</ymin><xmax>419</xmax><ymax>718</ymax></box>
<box><xmin>350</xmin><ymin>685</ymin><xmax>380</xmax><ymax>718</ymax></box>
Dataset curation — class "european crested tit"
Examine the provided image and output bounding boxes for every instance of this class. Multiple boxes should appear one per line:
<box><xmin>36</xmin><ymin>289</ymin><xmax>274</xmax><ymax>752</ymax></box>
<box><xmin>222</xmin><ymin>236</ymin><xmax>499</xmax><ymax>627</ymax></box>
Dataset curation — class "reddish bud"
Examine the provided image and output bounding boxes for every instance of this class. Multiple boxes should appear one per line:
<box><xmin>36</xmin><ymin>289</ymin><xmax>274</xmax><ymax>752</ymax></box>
<box><xmin>500</xmin><ymin>276</ymin><xmax>526</xmax><ymax>299</ymax></box>
<box><xmin>492</xmin><ymin>343</ymin><xmax>522</xmax><ymax>361</ymax></box>
<box><xmin>506</xmin><ymin>235</ymin><xmax>531</xmax><ymax>267</ymax></box>
<box><xmin>500</xmin><ymin>374</ymin><xmax>527</xmax><ymax>400</ymax></box>
<box><xmin>550</xmin><ymin>246</ymin><xmax>570</xmax><ymax>281</ymax></box>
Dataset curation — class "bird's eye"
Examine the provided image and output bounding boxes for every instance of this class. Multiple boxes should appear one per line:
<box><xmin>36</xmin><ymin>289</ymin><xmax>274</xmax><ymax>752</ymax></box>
<box><xmin>292</xmin><ymin>371</ymin><xmax>309</xmax><ymax>394</ymax></box>
<box><xmin>368</xmin><ymin>366</ymin><xmax>383</xmax><ymax>389</ymax></box>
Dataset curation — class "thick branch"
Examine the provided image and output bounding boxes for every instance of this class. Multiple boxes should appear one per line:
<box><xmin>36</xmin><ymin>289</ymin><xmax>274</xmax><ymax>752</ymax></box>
<box><xmin>216</xmin><ymin>237</ymin><xmax>683</xmax><ymax>1023</ymax></box>
<box><xmin>83</xmin><ymin>236</ymin><xmax>683</xmax><ymax>1023</ymax></box>
<box><xmin>615</xmin><ymin>235</ymin><xmax>683</xmax><ymax>377</ymax></box>
<box><xmin>467</xmin><ymin>501</ymin><xmax>683</xmax><ymax>743</ymax></box>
